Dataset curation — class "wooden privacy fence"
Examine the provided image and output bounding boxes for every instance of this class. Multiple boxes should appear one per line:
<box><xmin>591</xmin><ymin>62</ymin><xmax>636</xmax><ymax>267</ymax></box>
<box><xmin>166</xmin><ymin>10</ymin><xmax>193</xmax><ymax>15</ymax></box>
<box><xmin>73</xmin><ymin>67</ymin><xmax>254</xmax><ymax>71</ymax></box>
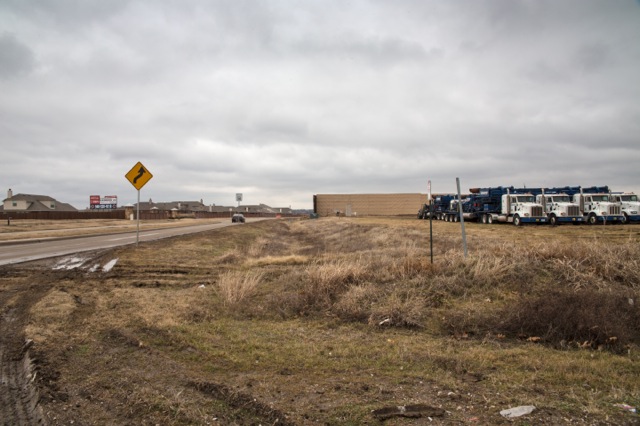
<box><xmin>1</xmin><ymin>210</ymin><xmax>298</xmax><ymax>221</ymax></box>
<box><xmin>118</xmin><ymin>211</ymin><xmax>298</xmax><ymax>220</ymax></box>
<box><xmin>1</xmin><ymin>210</ymin><xmax>124</xmax><ymax>220</ymax></box>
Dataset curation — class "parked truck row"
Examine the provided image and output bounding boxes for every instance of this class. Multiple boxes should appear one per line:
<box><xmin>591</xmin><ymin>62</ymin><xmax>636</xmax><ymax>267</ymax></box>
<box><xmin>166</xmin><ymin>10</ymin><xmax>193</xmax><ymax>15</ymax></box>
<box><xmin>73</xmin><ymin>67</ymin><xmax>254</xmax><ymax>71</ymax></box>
<box><xmin>418</xmin><ymin>186</ymin><xmax>639</xmax><ymax>225</ymax></box>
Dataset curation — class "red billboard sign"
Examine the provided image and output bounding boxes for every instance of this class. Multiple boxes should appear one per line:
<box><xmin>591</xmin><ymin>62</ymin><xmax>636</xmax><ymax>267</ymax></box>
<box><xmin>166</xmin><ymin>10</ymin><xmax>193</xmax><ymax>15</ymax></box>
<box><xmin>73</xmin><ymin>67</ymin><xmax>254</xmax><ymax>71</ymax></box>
<box><xmin>89</xmin><ymin>195</ymin><xmax>118</xmax><ymax>209</ymax></box>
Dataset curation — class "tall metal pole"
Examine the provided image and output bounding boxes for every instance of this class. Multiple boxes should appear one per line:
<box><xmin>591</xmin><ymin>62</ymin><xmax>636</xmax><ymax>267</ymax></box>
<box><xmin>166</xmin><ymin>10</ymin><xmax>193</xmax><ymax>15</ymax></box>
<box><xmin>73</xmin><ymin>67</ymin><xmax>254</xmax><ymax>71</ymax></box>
<box><xmin>136</xmin><ymin>189</ymin><xmax>140</xmax><ymax>247</ymax></box>
<box><xmin>429</xmin><ymin>199</ymin><xmax>433</xmax><ymax>264</ymax></box>
<box><xmin>427</xmin><ymin>180</ymin><xmax>433</xmax><ymax>264</ymax></box>
<box><xmin>456</xmin><ymin>177</ymin><xmax>468</xmax><ymax>258</ymax></box>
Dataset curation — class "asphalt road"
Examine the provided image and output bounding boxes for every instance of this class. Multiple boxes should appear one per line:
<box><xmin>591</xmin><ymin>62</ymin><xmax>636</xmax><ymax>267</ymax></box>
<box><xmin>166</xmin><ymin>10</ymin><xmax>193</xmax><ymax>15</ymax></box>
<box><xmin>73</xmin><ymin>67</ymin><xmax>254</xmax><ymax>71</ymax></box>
<box><xmin>0</xmin><ymin>219</ymin><xmax>263</xmax><ymax>266</ymax></box>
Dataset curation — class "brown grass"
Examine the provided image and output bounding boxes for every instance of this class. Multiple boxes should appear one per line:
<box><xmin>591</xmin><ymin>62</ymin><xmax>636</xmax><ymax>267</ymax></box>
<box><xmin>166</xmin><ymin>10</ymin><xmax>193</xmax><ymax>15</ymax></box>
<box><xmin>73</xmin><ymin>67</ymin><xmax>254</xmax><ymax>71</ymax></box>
<box><xmin>16</xmin><ymin>217</ymin><xmax>640</xmax><ymax>425</ymax></box>
<box><xmin>216</xmin><ymin>270</ymin><xmax>264</xmax><ymax>306</ymax></box>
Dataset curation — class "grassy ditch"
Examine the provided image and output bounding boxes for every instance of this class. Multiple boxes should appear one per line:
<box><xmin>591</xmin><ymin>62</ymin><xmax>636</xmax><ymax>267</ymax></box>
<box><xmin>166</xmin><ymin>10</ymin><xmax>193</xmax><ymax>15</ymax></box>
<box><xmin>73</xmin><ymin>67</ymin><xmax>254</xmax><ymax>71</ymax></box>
<box><xmin>25</xmin><ymin>217</ymin><xmax>640</xmax><ymax>424</ymax></box>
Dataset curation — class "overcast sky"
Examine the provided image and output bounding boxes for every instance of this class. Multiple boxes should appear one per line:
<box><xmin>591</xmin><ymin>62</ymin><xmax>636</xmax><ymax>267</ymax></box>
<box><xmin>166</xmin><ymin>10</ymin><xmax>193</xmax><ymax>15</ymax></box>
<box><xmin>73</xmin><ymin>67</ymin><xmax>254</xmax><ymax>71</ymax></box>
<box><xmin>1</xmin><ymin>0</ymin><xmax>639</xmax><ymax>210</ymax></box>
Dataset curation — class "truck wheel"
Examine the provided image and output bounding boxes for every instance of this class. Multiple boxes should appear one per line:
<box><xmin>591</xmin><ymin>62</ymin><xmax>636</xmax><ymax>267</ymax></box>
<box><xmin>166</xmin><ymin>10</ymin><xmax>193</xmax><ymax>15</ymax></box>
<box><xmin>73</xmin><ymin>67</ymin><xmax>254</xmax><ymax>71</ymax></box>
<box><xmin>513</xmin><ymin>215</ymin><xmax>521</xmax><ymax>226</ymax></box>
<box><xmin>587</xmin><ymin>214</ymin><xmax>597</xmax><ymax>225</ymax></box>
<box><xmin>454</xmin><ymin>215</ymin><xmax>459</xmax><ymax>222</ymax></box>
<box><xmin>621</xmin><ymin>213</ymin><xmax>628</xmax><ymax>224</ymax></box>
<box><xmin>481</xmin><ymin>214</ymin><xmax>487</xmax><ymax>224</ymax></box>
<box><xmin>549</xmin><ymin>215</ymin><xmax>557</xmax><ymax>226</ymax></box>
<box><xmin>487</xmin><ymin>215</ymin><xmax>493</xmax><ymax>224</ymax></box>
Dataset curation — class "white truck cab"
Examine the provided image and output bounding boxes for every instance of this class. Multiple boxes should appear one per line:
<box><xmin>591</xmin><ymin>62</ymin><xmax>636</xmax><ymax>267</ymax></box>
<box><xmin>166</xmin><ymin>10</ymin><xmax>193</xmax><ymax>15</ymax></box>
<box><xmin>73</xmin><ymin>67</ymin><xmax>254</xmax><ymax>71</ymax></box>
<box><xmin>610</xmin><ymin>193</ymin><xmax>639</xmax><ymax>223</ymax></box>
<box><xmin>536</xmin><ymin>193</ymin><xmax>583</xmax><ymax>225</ymax></box>
<box><xmin>499</xmin><ymin>193</ymin><xmax>546</xmax><ymax>225</ymax></box>
<box><xmin>573</xmin><ymin>192</ymin><xmax>623</xmax><ymax>224</ymax></box>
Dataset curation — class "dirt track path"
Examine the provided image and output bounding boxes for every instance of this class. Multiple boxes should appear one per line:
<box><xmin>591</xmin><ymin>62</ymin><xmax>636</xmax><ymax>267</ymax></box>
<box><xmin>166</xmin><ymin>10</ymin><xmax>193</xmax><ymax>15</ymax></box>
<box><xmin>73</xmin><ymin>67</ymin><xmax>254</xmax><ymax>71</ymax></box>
<box><xmin>0</xmin><ymin>271</ymin><xmax>49</xmax><ymax>425</ymax></box>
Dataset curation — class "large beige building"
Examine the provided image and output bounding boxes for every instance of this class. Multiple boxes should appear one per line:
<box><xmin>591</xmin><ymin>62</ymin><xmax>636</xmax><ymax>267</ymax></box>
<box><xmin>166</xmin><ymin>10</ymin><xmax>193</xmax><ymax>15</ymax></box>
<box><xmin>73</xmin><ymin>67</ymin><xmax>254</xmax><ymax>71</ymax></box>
<box><xmin>313</xmin><ymin>193</ymin><xmax>427</xmax><ymax>217</ymax></box>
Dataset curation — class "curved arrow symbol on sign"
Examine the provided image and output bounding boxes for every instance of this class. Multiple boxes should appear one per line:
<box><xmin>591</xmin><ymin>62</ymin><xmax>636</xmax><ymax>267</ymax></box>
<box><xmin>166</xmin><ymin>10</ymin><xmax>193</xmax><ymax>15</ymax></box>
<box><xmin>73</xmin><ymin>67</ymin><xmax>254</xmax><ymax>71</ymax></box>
<box><xmin>133</xmin><ymin>166</ymin><xmax>146</xmax><ymax>184</ymax></box>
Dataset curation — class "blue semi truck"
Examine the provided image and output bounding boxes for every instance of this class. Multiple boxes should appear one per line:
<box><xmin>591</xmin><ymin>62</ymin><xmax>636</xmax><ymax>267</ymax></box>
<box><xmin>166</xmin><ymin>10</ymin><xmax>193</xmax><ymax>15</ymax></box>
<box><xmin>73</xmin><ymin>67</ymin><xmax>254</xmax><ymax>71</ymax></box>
<box><xmin>417</xmin><ymin>185</ymin><xmax>635</xmax><ymax>225</ymax></box>
<box><xmin>418</xmin><ymin>194</ymin><xmax>471</xmax><ymax>222</ymax></box>
<box><xmin>465</xmin><ymin>187</ymin><xmax>547</xmax><ymax>225</ymax></box>
<box><xmin>511</xmin><ymin>187</ymin><xmax>584</xmax><ymax>225</ymax></box>
<box><xmin>550</xmin><ymin>186</ymin><xmax>623</xmax><ymax>224</ymax></box>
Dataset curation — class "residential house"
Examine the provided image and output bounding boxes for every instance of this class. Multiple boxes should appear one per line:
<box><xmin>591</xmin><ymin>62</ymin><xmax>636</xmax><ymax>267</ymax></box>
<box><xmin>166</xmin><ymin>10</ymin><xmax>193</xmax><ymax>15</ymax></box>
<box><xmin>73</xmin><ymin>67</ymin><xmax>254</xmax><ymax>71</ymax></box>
<box><xmin>134</xmin><ymin>199</ymin><xmax>209</xmax><ymax>213</ymax></box>
<box><xmin>132</xmin><ymin>198</ymin><xmax>290</xmax><ymax>215</ymax></box>
<box><xmin>1</xmin><ymin>189</ymin><xmax>77</xmax><ymax>212</ymax></box>
<box><xmin>236</xmin><ymin>204</ymin><xmax>292</xmax><ymax>215</ymax></box>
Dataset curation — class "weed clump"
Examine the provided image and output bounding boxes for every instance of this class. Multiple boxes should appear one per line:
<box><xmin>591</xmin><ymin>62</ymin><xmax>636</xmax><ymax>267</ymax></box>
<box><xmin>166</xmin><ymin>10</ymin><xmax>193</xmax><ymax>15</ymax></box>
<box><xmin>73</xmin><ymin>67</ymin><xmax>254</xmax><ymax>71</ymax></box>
<box><xmin>217</xmin><ymin>271</ymin><xmax>263</xmax><ymax>306</ymax></box>
<box><xmin>495</xmin><ymin>288</ymin><xmax>639</xmax><ymax>351</ymax></box>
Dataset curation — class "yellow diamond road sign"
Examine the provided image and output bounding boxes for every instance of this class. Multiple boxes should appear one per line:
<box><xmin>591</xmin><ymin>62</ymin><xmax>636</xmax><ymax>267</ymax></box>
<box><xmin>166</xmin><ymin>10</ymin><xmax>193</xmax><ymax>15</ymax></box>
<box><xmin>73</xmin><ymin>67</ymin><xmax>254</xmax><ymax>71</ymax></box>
<box><xmin>125</xmin><ymin>161</ymin><xmax>153</xmax><ymax>190</ymax></box>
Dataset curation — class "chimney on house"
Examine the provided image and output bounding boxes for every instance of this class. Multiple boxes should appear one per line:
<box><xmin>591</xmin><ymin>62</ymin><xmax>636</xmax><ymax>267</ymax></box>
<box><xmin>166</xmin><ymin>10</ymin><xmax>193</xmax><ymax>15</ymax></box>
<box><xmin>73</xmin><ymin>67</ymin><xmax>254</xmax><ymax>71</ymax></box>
<box><xmin>7</xmin><ymin>188</ymin><xmax>12</xmax><ymax>199</ymax></box>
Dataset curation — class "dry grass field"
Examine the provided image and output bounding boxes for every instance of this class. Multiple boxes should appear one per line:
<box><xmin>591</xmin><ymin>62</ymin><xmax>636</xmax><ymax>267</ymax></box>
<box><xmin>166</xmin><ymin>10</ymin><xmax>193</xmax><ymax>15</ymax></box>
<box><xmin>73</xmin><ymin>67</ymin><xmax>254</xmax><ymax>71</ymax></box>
<box><xmin>3</xmin><ymin>217</ymin><xmax>639</xmax><ymax>424</ymax></box>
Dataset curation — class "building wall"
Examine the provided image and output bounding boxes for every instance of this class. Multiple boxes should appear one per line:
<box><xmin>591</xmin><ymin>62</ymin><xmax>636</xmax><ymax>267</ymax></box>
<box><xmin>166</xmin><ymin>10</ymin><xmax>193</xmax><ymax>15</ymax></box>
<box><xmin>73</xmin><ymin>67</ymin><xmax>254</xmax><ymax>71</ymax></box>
<box><xmin>314</xmin><ymin>193</ymin><xmax>427</xmax><ymax>217</ymax></box>
<box><xmin>4</xmin><ymin>199</ymin><xmax>28</xmax><ymax>211</ymax></box>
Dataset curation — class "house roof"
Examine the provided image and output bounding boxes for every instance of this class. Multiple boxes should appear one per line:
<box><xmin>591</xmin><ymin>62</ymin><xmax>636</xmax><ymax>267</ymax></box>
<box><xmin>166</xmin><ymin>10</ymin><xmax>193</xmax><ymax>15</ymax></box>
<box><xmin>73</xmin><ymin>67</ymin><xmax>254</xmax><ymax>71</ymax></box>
<box><xmin>3</xmin><ymin>193</ymin><xmax>55</xmax><ymax>202</ymax></box>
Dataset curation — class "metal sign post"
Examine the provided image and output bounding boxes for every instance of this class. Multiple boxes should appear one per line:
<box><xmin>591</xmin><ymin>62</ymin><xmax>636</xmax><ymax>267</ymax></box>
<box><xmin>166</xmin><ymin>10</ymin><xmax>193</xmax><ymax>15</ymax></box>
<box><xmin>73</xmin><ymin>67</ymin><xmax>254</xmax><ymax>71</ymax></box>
<box><xmin>136</xmin><ymin>189</ymin><xmax>140</xmax><ymax>245</ymax></box>
<box><xmin>125</xmin><ymin>161</ymin><xmax>153</xmax><ymax>247</ymax></box>
<box><xmin>456</xmin><ymin>177</ymin><xmax>468</xmax><ymax>258</ymax></box>
<box><xmin>428</xmin><ymin>180</ymin><xmax>433</xmax><ymax>264</ymax></box>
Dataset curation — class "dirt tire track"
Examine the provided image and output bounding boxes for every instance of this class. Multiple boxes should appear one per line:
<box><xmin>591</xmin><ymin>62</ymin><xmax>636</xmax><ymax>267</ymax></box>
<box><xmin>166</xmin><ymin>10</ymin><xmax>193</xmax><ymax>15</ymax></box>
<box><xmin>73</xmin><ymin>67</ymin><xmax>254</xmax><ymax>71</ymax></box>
<box><xmin>0</xmin><ymin>273</ymin><xmax>50</xmax><ymax>425</ymax></box>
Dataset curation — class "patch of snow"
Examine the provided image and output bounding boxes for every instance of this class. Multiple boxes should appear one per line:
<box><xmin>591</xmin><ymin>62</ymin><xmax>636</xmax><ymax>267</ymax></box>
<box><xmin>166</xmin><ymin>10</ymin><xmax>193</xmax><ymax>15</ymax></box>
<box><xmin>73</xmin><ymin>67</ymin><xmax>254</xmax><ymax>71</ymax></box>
<box><xmin>88</xmin><ymin>264</ymin><xmax>100</xmax><ymax>272</ymax></box>
<box><xmin>53</xmin><ymin>257</ymin><xmax>87</xmax><ymax>270</ymax></box>
<box><xmin>102</xmin><ymin>258</ymin><xmax>119</xmax><ymax>272</ymax></box>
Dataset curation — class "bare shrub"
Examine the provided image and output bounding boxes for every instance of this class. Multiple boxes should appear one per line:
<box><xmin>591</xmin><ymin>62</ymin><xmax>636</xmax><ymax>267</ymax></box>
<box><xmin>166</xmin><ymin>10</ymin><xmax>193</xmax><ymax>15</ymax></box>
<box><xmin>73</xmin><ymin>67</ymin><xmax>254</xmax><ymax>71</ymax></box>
<box><xmin>216</xmin><ymin>271</ymin><xmax>263</xmax><ymax>306</ymax></box>
<box><xmin>495</xmin><ymin>288</ymin><xmax>640</xmax><ymax>351</ymax></box>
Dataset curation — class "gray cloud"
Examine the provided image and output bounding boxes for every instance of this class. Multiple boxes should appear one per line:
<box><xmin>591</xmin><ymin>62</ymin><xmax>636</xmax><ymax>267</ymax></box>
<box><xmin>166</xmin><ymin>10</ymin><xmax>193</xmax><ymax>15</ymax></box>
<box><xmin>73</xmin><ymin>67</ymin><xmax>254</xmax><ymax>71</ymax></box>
<box><xmin>1</xmin><ymin>0</ymin><xmax>640</xmax><ymax>209</ymax></box>
<box><xmin>0</xmin><ymin>33</ymin><xmax>35</xmax><ymax>78</ymax></box>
